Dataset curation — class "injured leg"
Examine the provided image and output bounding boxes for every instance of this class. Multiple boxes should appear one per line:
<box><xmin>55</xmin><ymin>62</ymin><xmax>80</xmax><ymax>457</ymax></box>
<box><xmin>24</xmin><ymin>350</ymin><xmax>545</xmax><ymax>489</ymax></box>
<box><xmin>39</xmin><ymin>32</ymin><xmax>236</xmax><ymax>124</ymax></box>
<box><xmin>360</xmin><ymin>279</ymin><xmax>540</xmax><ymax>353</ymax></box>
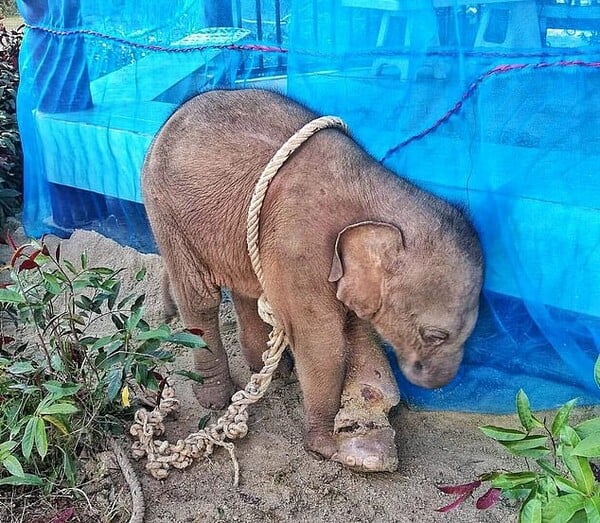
<box><xmin>333</xmin><ymin>319</ymin><xmax>400</xmax><ymax>472</ymax></box>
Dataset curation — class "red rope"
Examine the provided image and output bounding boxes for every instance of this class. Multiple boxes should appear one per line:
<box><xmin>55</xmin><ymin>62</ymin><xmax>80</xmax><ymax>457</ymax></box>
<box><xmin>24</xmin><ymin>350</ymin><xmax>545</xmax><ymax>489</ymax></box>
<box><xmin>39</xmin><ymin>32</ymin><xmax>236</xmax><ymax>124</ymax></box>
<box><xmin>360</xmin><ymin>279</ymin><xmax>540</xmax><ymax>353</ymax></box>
<box><xmin>380</xmin><ymin>59</ymin><xmax>600</xmax><ymax>163</ymax></box>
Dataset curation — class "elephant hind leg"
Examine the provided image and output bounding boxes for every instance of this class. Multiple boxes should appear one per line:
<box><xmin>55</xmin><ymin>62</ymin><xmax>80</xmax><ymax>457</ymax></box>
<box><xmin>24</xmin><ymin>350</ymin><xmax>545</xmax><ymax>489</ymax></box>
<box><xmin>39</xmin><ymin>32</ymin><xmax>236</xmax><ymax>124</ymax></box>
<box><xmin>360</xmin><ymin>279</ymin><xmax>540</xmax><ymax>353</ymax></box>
<box><xmin>186</xmin><ymin>303</ymin><xmax>236</xmax><ymax>410</ymax></box>
<box><xmin>161</xmin><ymin>251</ymin><xmax>235</xmax><ymax>410</ymax></box>
<box><xmin>161</xmin><ymin>270</ymin><xmax>178</xmax><ymax>322</ymax></box>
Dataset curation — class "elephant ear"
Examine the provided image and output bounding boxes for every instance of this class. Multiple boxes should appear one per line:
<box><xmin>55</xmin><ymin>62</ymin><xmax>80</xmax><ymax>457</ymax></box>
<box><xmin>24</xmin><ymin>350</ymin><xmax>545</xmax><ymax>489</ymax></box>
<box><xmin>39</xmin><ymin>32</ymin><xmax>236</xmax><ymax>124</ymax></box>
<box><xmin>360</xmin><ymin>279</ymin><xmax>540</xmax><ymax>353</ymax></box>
<box><xmin>328</xmin><ymin>221</ymin><xmax>405</xmax><ymax>320</ymax></box>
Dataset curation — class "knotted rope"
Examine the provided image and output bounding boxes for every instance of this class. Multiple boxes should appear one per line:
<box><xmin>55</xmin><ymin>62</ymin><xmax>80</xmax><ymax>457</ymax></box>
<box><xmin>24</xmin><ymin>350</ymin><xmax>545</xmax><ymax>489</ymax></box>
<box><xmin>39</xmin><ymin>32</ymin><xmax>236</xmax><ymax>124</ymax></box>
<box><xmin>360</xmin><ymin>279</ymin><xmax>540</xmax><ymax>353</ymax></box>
<box><xmin>129</xmin><ymin>115</ymin><xmax>349</xmax><ymax>487</ymax></box>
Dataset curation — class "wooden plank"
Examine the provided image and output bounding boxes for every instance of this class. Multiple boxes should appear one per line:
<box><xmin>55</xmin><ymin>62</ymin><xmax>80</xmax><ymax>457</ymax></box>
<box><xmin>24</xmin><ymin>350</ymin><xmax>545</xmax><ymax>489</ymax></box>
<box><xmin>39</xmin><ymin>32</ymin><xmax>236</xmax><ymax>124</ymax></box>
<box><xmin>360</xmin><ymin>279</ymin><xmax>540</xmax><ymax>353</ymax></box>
<box><xmin>540</xmin><ymin>5</ymin><xmax>600</xmax><ymax>31</ymax></box>
<box><xmin>35</xmin><ymin>102</ymin><xmax>176</xmax><ymax>202</ymax></box>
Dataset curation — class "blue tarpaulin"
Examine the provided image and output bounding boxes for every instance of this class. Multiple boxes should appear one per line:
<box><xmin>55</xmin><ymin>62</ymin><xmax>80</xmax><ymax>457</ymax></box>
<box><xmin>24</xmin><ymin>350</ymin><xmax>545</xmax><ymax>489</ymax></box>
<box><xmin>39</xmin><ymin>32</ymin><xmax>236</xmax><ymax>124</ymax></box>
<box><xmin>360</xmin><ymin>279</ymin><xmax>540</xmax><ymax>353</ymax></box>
<box><xmin>16</xmin><ymin>0</ymin><xmax>600</xmax><ymax>412</ymax></box>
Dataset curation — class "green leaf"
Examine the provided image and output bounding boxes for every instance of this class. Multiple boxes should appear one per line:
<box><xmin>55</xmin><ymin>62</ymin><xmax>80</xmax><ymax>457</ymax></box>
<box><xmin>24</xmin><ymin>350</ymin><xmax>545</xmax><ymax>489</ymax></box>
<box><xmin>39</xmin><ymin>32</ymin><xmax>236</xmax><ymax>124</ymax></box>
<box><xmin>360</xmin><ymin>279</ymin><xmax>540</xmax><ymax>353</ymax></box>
<box><xmin>42</xmin><ymin>381</ymin><xmax>82</xmax><ymax>398</ymax></box>
<box><xmin>142</xmin><ymin>347</ymin><xmax>174</xmax><ymax>363</ymax></box>
<box><xmin>117</xmin><ymin>293</ymin><xmax>135</xmax><ymax>309</ymax></box>
<box><xmin>42</xmin><ymin>273</ymin><xmax>62</xmax><ymax>295</ymax></box>
<box><xmin>92</xmin><ymin>267</ymin><xmax>117</xmax><ymax>276</ymax></box>
<box><xmin>134</xmin><ymin>363</ymin><xmax>149</xmax><ymax>386</ymax></box>
<box><xmin>575</xmin><ymin>418</ymin><xmax>600</xmax><ymax>440</ymax></box>
<box><xmin>554</xmin><ymin>476</ymin><xmax>586</xmax><ymax>495</ymax></box>
<box><xmin>7</xmin><ymin>361</ymin><xmax>35</xmax><ymax>375</ymax></box>
<box><xmin>552</xmin><ymin>399</ymin><xmax>578</xmax><ymax>437</ymax></box>
<box><xmin>51</xmin><ymin>352</ymin><xmax>66</xmax><ymax>372</ymax></box>
<box><xmin>0</xmin><ymin>473</ymin><xmax>43</xmax><ymax>486</ymax></box>
<box><xmin>107</xmin><ymin>281</ymin><xmax>121</xmax><ymax>310</ymax></box>
<box><xmin>542</xmin><ymin>493</ymin><xmax>586</xmax><ymax>523</ymax></box>
<box><xmin>594</xmin><ymin>355</ymin><xmax>600</xmax><ymax>389</ymax></box>
<box><xmin>503</xmin><ymin>434</ymin><xmax>548</xmax><ymax>450</ymax></box>
<box><xmin>75</xmin><ymin>295</ymin><xmax>96</xmax><ymax>312</ymax></box>
<box><xmin>516</xmin><ymin>389</ymin><xmax>543</xmax><ymax>432</ymax></box>
<box><xmin>63</xmin><ymin>260</ymin><xmax>77</xmax><ymax>274</ymax></box>
<box><xmin>175</xmin><ymin>370</ymin><xmax>204</xmax><ymax>384</ymax></box>
<box><xmin>571</xmin><ymin>510</ymin><xmax>590</xmax><ymax>523</ymax></box>
<box><xmin>0</xmin><ymin>441</ymin><xmax>18</xmax><ymax>456</ymax></box>
<box><xmin>167</xmin><ymin>331</ymin><xmax>207</xmax><ymax>349</ymax></box>
<box><xmin>131</xmin><ymin>294</ymin><xmax>145</xmax><ymax>312</ymax></box>
<box><xmin>21</xmin><ymin>417</ymin><xmax>36</xmax><ymax>459</ymax></box>
<box><xmin>125</xmin><ymin>305</ymin><xmax>144</xmax><ymax>332</ymax></box>
<box><xmin>80</xmin><ymin>252</ymin><xmax>88</xmax><ymax>269</ymax></box>
<box><xmin>561</xmin><ymin>444</ymin><xmax>595</xmax><ymax>495</ymax></box>
<box><xmin>135</xmin><ymin>325</ymin><xmax>171</xmax><ymax>341</ymax></box>
<box><xmin>0</xmin><ymin>288</ymin><xmax>25</xmax><ymax>304</ymax></box>
<box><xmin>138</xmin><ymin>338</ymin><xmax>162</xmax><ymax>355</ymax></box>
<box><xmin>33</xmin><ymin>254</ymin><xmax>51</xmax><ymax>267</ymax></box>
<box><xmin>145</xmin><ymin>372</ymin><xmax>159</xmax><ymax>391</ymax></box>
<box><xmin>106</xmin><ymin>367</ymin><xmax>123</xmax><ymax>401</ymax></box>
<box><xmin>135</xmin><ymin>267</ymin><xmax>147</xmax><ymax>281</ymax></box>
<box><xmin>502</xmin><ymin>436</ymin><xmax>550</xmax><ymax>459</ymax></box>
<box><xmin>62</xmin><ymin>449</ymin><xmax>76</xmax><ymax>486</ymax></box>
<box><xmin>8</xmin><ymin>384</ymin><xmax>40</xmax><ymax>395</ymax></box>
<box><xmin>519</xmin><ymin>497</ymin><xmax>542</xmax><ymax>523</ymax></box>
<box><xmin>97</xmin><ymin>349</ymin><xmax>126</xmax><ymax>370</ymax></box>
<box><xmin>91</xmin><ymin>334</ymin><xmax>119</xmax><ymax>352</ymax></box>
<box><xmin>42</xmin><ymin>415</ymin><xmax>70</xmax><ymax>436</ymax></box>
<box><xmin>480</xmin><ymin>425</ymin><xmax>527</xmax><ymax>442</ymax></box>
<box><xmin>573</xmin><ymin>432</ymin><xmax>600</xmax><ymax>458</ymax></box>
<box><xmin>38</xmin><ymin>402</ymin><xmax>79</xmax><ymax>416</ymax></box>
<box><xmin>491</xmin><ymin>472</ymin><xmax>539</xmax><ymax>490</ymax></box>
<box><xmin>502</xmin><ymin>487</ymin><xmax>533</xmax><ymax>501</ymax></box>
<box><xmin>585</xmin><ymin>497</ymin><xmax>600</xmax><ymax>523</ymax></box>
<box><xmin>561</xmin><ymin>425</ymin><xmax>583</xmax><ymax>447</ymax></box>
<box><xmin>34</xmin><ymin>417</ymin><xmax>48</xmax><ymax>459</ymax></box>
<box><xmin>536</xmin><ymin>458</ymin><xmax>563</xmax><ymax>477</ymax></box>
<box><xmin>111</xmin><ymin>313</ymin><xmax>124</xmax><ymax>330</ymax></box>
<box><xmin>538</xmin><ymin>475</ymin><xmax>559</xmax><ymax>500</ymax></box>
<box><xmin>2</xmin><ymin>454</ymin><xmax>24</xmax><ymax>477</ymax></box>
<box><xmin>197</xmin><ymin>414</ymin><xmax>211</xmax><ymax>430</ymax></box>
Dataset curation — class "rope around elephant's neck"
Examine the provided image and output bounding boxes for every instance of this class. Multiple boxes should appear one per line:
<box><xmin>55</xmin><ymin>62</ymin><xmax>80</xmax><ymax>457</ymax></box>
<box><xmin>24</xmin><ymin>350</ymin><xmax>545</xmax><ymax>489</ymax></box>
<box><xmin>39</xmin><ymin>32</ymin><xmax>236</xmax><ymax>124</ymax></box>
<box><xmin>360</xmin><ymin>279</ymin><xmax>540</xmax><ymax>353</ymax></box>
<box><xmin>129</xmin><ymin>115</ymin><xmax>349</xmax><ymax>487</ymax></box>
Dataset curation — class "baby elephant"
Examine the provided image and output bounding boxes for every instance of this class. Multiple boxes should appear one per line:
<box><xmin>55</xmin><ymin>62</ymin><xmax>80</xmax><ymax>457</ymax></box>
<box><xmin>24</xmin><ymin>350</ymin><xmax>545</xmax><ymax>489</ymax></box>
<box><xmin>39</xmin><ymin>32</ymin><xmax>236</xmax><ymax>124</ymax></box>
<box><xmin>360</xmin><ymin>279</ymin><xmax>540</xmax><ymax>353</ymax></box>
<box><xmin>142</xmin><ymin>89</ymin><xmax>483</xmax><ymax>471</ymax></box>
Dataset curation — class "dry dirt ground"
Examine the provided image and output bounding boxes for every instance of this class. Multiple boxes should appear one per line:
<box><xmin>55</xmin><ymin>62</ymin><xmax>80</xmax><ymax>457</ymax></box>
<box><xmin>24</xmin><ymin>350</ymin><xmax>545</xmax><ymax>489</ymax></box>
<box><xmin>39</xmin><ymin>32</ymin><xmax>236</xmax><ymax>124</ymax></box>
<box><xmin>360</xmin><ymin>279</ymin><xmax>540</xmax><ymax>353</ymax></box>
<box><xmin>0</xmin><ymin>227</ymin><xmax>570</xmax><ymax>522</ymax></box>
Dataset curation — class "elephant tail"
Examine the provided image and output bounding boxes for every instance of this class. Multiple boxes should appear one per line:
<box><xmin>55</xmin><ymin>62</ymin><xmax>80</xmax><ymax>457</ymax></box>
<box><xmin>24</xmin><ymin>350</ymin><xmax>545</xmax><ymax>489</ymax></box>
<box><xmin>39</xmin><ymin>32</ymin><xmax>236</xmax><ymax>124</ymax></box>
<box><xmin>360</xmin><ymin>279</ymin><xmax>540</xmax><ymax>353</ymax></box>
<box><xmin>161</xmin><ymin>270</ymin><xmax>178</xmax><ymax>322</ymax></box>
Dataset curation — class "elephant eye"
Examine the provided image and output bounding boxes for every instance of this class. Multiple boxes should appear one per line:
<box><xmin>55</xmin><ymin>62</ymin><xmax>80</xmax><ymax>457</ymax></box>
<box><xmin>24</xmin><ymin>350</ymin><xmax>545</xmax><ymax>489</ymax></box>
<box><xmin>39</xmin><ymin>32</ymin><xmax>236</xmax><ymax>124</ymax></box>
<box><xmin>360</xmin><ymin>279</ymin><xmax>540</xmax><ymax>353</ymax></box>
<box><xmin>420</xmin><ymin>326</ymin><xmax>450</xmax><ymax>346</ymax></box>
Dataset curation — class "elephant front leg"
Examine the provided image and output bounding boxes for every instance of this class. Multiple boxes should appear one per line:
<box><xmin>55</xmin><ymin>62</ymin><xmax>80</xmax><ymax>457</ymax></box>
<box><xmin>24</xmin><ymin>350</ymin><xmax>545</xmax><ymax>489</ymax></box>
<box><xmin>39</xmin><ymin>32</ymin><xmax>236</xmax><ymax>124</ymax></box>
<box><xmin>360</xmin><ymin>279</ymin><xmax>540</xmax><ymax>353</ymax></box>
<box><xmin>290</xmin><ymin>324</ymin><xmax>347</xmax><ymax>461</ymax></box>
<box><xmin>332</xmin><ymin>315</ymin><xmax>400</xmax><ymax>472</ymax></box>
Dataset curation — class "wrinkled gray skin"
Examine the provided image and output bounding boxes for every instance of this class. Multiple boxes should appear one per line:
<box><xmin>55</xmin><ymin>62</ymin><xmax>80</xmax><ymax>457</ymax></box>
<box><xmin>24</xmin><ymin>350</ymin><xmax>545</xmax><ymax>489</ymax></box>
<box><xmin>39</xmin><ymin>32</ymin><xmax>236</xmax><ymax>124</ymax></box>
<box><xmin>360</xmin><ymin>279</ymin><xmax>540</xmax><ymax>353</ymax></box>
<box><xmin>142</xmin><ymin>89</ymin><xmax>483</xmax><ymax>467</ymax></box>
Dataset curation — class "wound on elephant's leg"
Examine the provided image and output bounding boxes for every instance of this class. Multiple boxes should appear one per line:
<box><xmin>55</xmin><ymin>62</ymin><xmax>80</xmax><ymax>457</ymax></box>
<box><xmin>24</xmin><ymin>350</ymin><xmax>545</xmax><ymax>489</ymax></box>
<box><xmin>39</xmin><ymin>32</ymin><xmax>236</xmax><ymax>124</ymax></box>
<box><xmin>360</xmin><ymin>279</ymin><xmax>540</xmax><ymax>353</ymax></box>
<box><xmin>332</xmin><ymin>334</ymin><xmax>400</xmax><ymax>472</ymax></box>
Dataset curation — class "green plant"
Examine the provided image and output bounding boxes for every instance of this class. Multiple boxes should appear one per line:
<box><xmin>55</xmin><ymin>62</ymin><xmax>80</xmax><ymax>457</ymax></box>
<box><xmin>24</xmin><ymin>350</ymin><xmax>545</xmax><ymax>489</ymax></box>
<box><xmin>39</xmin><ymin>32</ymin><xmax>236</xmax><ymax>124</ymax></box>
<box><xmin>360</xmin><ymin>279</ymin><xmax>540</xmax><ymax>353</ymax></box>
<box><xmin>0</xmin><ymin>1</ymin><xmax>18</xmax><ymax>18</ymax></box>
<box><xmin>0</xmin><ymin>18</ymin><xmax>23</xmax><ymax>229</ymax></box>
<box><xmin>0</xmin><ymin>235</ymin><xmax>206</xmax><ymax>491</ymax></box>
<box><xmin>437</xmin><ymin>358</ymin><xmax>600</xmax><ymax>522</ymax></box>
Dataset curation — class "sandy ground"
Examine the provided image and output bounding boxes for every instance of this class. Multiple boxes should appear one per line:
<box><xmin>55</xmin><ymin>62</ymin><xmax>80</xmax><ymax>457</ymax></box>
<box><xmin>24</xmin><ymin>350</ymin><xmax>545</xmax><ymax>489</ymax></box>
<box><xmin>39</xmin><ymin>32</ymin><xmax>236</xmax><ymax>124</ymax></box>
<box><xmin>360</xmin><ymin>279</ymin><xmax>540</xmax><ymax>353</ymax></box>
<box><xmin>1</xmin><ymin>227</ymin><xmax>545</xmax><ymax>522</ymax></box>
<box><xmin>0</xmin><ymin>16</ymin><xmax>22</xmax><ymax>32</ymax></box>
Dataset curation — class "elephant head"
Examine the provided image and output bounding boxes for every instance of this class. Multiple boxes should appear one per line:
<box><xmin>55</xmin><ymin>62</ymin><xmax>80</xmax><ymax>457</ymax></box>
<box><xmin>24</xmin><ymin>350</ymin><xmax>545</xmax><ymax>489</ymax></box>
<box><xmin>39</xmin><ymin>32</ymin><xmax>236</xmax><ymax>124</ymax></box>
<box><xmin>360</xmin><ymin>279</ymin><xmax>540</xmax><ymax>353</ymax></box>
<box><xmin>329</xmin><ymin>219</ymin><xmax>483</xmax><ymax>389</ymax></box>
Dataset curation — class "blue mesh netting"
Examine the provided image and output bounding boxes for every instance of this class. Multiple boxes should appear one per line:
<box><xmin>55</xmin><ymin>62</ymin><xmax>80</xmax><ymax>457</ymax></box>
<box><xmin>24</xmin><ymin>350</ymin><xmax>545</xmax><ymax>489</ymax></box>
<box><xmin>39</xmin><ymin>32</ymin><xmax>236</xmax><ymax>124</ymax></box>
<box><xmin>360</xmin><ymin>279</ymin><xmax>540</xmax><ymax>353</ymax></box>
<box><xmin>16</xmin><ymin>0</ymin><xmax>600</xmax><ymax>412</ymax></box>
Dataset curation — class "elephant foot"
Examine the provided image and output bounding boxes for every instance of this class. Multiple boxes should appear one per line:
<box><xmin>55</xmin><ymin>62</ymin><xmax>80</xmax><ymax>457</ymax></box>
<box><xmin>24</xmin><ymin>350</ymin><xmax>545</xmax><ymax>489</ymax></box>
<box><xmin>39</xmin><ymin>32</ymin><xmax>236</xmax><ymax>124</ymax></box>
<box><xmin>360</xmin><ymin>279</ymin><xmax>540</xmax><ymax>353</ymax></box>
<box><xmin>330</xmin><ymin>371</ymin><xmax>400</xmax><ymax>472</ymax></box>
<box><xmin>332</xmin><ymin>423</ymin><xmax>397</xmax><ymax>472</ymax></box>
<box><xmin>192</xmin><ymin>378</ymin><xmax>235</xmax><ymax>410</ymax></box>
<box><xmin>304</xmin><ymin>429</ymin><xmax>337</xmax><ymax>460</ymax></box>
